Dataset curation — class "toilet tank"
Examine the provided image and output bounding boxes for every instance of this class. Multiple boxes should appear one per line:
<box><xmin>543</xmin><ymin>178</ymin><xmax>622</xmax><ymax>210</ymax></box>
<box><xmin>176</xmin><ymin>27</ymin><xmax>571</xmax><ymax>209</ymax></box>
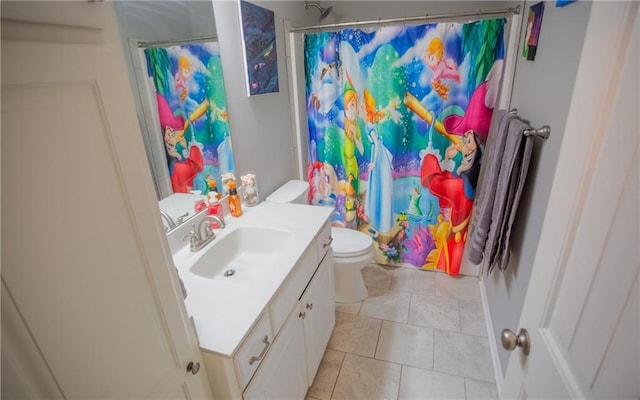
<box><xmin>265</xmin><ymin>180</ymin><xmax>309</xmax><ymax>204</ymax></box>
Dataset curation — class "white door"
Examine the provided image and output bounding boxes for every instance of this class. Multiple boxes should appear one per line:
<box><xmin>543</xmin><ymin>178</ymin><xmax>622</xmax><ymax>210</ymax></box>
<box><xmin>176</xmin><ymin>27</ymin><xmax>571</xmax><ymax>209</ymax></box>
<box><xmin>1</xmin><ymin>1</ymin><xmax>212</xmax><ymax>398</ymax></box>
<box><xmin>501</xmin><ymin>2</ymin><xmax>639</xmax><ymax>398</ymax></box>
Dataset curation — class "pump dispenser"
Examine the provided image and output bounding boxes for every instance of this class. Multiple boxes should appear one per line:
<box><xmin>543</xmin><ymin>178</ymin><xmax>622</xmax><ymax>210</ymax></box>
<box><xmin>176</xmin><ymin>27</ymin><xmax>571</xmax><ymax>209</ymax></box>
<box><xmin>227</xmin><ymin>181</ymin><xmax>242</xmax><ymax>217</ymax></box>
<box><xmin>194</xmin><ymin>196</ymin><xmax>207</xmax><ymax>213</ymax></box>
<box><xmin>208</xmin><ymin>192</ymin><xmax>224</xmax><ymax>228</ymax></box>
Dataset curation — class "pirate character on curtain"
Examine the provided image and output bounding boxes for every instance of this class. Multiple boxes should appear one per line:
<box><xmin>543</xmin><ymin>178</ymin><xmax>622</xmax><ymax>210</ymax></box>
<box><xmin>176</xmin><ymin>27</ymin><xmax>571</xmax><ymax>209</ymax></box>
<box><xmin>420</xmin><ymin>130</ymin><xmax>482</xmax><ymax>275</ymax></box>
<box><xmin>412</xmin><ymin>58</ymin><xmax>503</xmax><ymax>275</ymax></box>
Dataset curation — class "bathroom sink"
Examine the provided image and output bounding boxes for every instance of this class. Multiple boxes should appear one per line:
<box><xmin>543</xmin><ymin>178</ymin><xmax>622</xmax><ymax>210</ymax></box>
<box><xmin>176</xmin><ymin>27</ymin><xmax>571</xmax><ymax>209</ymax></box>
<box><xmin>189</xmin><ymin>227</ymin><xmax>293</xmax><ymax>281</ymax></box>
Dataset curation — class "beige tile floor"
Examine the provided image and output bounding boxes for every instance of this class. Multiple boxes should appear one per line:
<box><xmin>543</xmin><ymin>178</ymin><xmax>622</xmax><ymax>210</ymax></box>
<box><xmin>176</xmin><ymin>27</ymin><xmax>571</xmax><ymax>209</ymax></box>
<box><xmin>306</xmin><ymin>264</ymin><xmax>498</xmax><ymax>400</ymax></box>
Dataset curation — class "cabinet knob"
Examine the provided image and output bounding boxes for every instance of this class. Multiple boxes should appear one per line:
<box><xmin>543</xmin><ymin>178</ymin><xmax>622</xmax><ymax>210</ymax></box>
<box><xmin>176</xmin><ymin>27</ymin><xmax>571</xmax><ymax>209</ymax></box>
<box><xmin>186</xmin><ymin>361</ymin><xmax>200</xmax><ymax>375</ymax></box>
<box><xmin>306</xmin><ymin>303</ymin><xmax>313</xmax><ymax>310</ymax></box>
<box><xmin>299</xmin><ymin>311</ymin><xmax>306</xmax><ymax>319</ymax></box>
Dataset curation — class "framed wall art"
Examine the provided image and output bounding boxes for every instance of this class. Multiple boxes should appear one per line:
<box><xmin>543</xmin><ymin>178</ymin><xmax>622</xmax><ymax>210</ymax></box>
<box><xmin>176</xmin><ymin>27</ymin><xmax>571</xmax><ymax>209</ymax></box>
<box><xmin>239</xmin><ymin>0</ymin><xmax>279</xmax><ymax>96</ymax></box>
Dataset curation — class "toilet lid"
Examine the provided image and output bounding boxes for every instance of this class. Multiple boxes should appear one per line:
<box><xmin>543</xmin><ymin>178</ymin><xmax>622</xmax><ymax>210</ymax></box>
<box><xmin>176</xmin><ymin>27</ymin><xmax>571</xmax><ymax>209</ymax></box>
<box><xmin>331</xmin><ymin>228</ymin><xmax>372</xmax><ymax>257</ymax></box>
<box><xmin>265</xmin><ymin>180</ymin><xmax>309</xmax><ymax>203</ymax></box>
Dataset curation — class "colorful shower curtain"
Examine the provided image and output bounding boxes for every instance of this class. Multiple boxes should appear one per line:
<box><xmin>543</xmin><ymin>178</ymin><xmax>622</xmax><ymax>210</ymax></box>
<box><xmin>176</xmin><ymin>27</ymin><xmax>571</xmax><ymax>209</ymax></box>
<box><xmin>304</xmin><ymin>19</ymin><xmax>505</xmax><ymax>275</ymax></box>
<box><xmin>145</xmin><ymin>42</ymin><xmax>235</xmax><ymax>195</ymax></box>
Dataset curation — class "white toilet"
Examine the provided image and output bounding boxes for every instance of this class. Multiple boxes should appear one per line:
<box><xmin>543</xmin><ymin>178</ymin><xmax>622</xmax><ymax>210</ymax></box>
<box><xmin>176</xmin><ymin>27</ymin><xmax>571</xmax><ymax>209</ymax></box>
<box><xmin>266</xmin><ymin>180</ymin><xmax>373</xmax><ymax>303</ymax></box>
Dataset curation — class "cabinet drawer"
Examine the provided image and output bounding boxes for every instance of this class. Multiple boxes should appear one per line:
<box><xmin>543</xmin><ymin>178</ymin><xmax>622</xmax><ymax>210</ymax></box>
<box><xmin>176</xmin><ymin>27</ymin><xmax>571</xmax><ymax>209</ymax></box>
<box><xmin>316</xmin><ymin>221</ymin><xmax>332</xmax><ymax>261</ymax></box>
<box><xmin>234</xmin><ymin>313</ymin><xmax>272</xmax><ymax>389</ymax></box>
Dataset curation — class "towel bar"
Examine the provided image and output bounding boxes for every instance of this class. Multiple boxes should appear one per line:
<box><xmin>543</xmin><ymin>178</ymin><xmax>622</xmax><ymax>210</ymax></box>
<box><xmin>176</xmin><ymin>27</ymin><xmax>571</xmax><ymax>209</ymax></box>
<box><xmin>523</xmin><ymin>125</ymin><xmax>551</xmax><ymax>139</ymax></box>
<box><xmin>509</xmin><ymin>108</ymin><xmax>551</xmax><ymax>139</ymax></box>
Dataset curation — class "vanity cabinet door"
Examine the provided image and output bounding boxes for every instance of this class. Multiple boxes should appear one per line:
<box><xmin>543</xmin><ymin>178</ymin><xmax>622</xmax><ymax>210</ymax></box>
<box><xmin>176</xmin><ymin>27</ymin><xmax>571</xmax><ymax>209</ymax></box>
<box><xmin>300</xmin><ymin>251</ymin><xmax>336</xmax><ymax>385</ymax></box>
<box><xmin>243</xmin><ymin>308</ymin><xmax>307</xmax><ymax>400</ymax></box>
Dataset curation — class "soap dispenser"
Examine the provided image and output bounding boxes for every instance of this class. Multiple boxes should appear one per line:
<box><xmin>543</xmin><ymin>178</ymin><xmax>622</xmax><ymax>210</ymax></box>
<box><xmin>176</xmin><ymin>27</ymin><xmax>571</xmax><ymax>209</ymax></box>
<box><xmin>227</xmin><ymin>181</ymin><xmax>242</xmax><ymax>217</ymax></box>
<box><xmin>207</xmin><ymin>192</ymin><xmax>224</xmax><ymax>228</ymax></box>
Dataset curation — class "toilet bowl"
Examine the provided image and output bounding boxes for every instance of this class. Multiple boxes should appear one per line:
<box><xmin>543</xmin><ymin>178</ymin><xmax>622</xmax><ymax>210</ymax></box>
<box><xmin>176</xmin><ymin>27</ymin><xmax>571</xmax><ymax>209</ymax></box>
<box><xmin>266</xmin><ymin>180</ymin><xmax>373</xmax><ymax>303</ymax></box>
<box><xmin>330</xmin><ymin>227</ymin><xmax>373</xmax><ymax>303</ymax></box>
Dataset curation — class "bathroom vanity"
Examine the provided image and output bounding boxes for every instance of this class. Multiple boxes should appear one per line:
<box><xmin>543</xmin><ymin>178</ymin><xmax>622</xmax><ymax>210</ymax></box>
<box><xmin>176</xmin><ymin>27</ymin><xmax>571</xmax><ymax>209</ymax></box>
<box><xmin>171</xmin><ymin>202</ymin><xmax>334</xmax><ymax>399</ymax></box>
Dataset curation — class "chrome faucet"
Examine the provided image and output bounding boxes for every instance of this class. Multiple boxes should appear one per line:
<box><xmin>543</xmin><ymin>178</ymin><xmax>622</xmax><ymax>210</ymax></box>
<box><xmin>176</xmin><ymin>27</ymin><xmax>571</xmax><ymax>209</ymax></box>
<box><xmin>160</xmin><ymin>210</ymin><xmax>176</xmax><ymax>231</ymax></box>
<box><xmin>175</xmin><ymin>212</ymin><xmax>190</xmax><ymax>225</ymax></box>
<box><xmin>181</xmin><ymin>216</ymin><xmax>225</xmax><ymax>252</ymax></box>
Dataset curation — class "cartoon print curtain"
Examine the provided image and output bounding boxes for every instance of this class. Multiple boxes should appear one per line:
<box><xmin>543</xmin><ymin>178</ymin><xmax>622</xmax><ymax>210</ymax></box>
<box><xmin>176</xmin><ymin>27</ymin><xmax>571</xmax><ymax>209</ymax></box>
<box><xmin>304</xmin><ymin>19</ymin><xmax>505</xmax><ymax>275</ymax></box>
<box><xmin>145</xmin><ymin>42</ymin><xmax>235</xmax><ymax>195</ymax></box>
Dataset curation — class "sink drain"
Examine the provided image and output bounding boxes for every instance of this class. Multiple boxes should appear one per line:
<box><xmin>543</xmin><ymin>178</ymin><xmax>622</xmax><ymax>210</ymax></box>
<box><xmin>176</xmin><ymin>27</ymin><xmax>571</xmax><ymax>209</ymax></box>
<box><xmin>223</xmin><ymin>269</ymin><xmax>236</xmax><ymax>277</ymax></box>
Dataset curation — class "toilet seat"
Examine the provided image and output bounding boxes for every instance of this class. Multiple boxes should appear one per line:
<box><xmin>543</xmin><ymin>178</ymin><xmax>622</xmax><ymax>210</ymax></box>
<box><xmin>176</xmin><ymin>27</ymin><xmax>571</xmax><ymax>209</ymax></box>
<box><xmin>331</xmin><ymin>228</ymin><xmax>372</xmax><ymax>258</ymax></box>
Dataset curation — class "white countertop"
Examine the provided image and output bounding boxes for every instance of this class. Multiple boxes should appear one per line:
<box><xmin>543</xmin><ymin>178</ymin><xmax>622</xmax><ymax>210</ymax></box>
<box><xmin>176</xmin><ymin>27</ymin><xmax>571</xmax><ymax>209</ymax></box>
<box><xmin>171</xmin><ymin>201</ymin><xmax>332</xmax><ymax>357</ymax></box>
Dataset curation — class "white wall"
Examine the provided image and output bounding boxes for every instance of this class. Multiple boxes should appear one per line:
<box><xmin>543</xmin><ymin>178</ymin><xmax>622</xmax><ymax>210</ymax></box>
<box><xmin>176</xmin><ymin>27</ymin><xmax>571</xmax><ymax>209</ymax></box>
<box><xmin>212</xmin><ymin>0</ymin><xmax>319</xmax><ymax>198</ymax></box>
<box><xmin>482</xmin><ymin>0</ymin><xmax>593</xmax><ymax>376</ymax></box>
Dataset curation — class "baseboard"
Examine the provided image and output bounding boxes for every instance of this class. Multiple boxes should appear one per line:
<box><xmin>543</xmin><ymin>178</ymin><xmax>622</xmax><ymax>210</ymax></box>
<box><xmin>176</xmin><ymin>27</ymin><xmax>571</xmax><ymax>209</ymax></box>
<box><xmin>479</xmin><ymin>277</ymin><xmax>504</xmax><ymax>394</ymax></box>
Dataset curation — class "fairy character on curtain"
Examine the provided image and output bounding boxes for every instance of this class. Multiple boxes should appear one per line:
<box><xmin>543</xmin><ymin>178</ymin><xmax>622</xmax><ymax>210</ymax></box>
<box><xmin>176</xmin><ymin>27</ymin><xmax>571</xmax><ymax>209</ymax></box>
<box><xmin>208</xmin><ymin>100</ymin><xmax>234</xmax><ymax>174</ymax></box>
<box><xmin>175</xmin><ymin>55</ymin><xmax>195</xmax><ymax>103</ymax></box>
<box><xmin>421</xmin><ymin>129</ymin><xmax>482</xmax><ymax>275</ymax></box>
<box><xmin>423</xmin><ymin>37</ymin><xmax>461</xmax><ymax>100</ymax></box>
<box><xmin>342</xmin><ymin>74</ymin><xmax>364</xmax><ymax>195</ymax></box>
<box><xmin>362</xmin><ymin>88</ymin><xmax>400</xmax><ymax>234</ymax></box>
<box><xmin>408</xmin><ymin>187</ymin><xmax>423</xmax><ymax>217</ymax></box>
<box><xmin>364</xmin><ymin>123</ymin><xmax>394</xmax><ymax>233</ymax></box>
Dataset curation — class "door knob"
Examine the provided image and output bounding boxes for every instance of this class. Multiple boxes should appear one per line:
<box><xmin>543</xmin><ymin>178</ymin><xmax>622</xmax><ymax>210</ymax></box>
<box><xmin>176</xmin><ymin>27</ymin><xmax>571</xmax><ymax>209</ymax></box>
<box><xmin>186</xmin><ymin>361</ymin><xmax>201</xmax><ymax>375</ymax></box>
<box><xmin>501</xmin><ymin>328</ymin><xmax>530</xmax><ymax>355</ymax></box>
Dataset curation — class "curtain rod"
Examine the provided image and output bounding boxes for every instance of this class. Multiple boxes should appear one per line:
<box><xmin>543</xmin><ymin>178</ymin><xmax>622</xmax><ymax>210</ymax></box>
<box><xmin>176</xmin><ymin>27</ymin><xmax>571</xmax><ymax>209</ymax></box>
<box><xmin>290</xmin><ymin>6</ymin><xmax>520</xmax><ymax>33</ymax></box>
<box><xmin>137</xmin><ymin>34</ymin><xmax>218</xmax><ymax>48</ymax></box>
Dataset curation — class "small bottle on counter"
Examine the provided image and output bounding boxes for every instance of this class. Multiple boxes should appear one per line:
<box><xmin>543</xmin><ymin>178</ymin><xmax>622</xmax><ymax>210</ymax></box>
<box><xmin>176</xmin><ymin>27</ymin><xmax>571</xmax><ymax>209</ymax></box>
<box><xmin>227</xmin><ymin>181</ymin><xmax>243</xmax><ymax>217</ymax></box>
<box><xmin>207</xmin><ymin>179</ymin><xmax>222</xmax><ymax>199</ymax></box>
<box><xmin>194</xmin><ymin>196</ymin><xmax>207</xmax><ymax>213</ymax></box>
<box><xmin>240</xmin><ymin>172</ymin><xmax>260</xmax><ymax>207</ymax></box>
<box><xmin>207</xmin><ymin>192</ymin><xmax>224</xmax><ymax>228</ymax></box>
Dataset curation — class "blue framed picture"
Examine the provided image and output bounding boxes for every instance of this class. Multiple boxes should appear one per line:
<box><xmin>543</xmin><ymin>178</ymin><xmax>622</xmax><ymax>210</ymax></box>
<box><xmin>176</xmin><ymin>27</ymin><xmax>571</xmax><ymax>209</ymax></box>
<box><xmin>239</xmin><ymin>1</ymin><xmax>279</xmax><ymax>96</ymax></box>
<box><xmin>556</xmin><ymin>0</ymin><xmax>577</xmax><ymax>7</ymax></box>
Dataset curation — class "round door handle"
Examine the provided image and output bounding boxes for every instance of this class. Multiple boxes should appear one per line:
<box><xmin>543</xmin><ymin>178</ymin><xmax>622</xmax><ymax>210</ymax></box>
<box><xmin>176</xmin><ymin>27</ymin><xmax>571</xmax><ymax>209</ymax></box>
<box><xmin>186</xmin><ymin>361</ymin><xmax>200</xmax><ymax>375</ymax></box>
<box><xmin>501</xmin><ymin>328</ymin><xmax>530</xmax><ymax>356</ymax></box>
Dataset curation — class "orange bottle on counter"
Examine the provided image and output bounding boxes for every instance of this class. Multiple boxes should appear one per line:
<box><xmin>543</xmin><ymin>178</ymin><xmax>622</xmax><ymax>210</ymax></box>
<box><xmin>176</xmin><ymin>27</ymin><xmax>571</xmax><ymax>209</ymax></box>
<box><xmin>227</xmin><ymin>181</ymin><xmax>242</xmax><ymax>217</ymax></box>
